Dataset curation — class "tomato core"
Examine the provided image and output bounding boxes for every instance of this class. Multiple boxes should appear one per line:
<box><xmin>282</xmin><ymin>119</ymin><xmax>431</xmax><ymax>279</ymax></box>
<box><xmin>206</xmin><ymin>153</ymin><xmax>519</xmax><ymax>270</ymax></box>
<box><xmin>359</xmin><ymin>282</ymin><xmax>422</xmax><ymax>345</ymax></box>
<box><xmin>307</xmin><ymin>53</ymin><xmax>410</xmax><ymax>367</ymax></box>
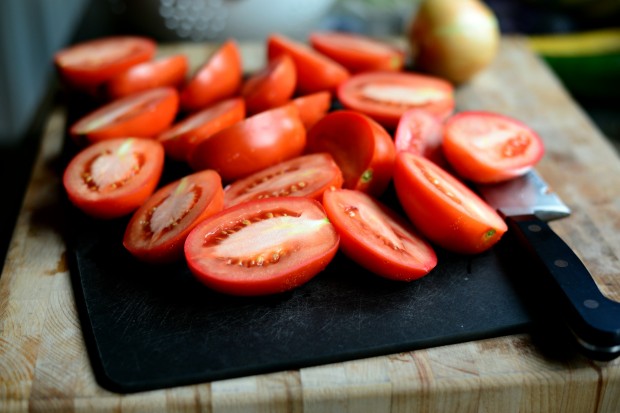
<box><xmin>360</xmin><ymin>84</ymin><xmax>447</xmax><ymax>107</ymax></box>
<box><xmin>144</xmin><ymin>179</ymin><xmax>201</xmax><ymax>240</ymax></box>
<box><xmin>83</xmin><ymin>145</ymin><xmax>143</xmax><ymax>193</ymax></box>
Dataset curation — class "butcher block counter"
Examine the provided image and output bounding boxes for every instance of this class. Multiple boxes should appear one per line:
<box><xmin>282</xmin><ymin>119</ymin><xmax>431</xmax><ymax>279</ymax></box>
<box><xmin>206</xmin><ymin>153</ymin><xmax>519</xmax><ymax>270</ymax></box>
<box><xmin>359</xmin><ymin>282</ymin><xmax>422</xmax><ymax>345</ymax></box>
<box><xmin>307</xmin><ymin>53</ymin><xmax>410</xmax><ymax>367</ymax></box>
<box><xmin>1</xmin><ymin>37</ymin><xmax>620</xmax><ymax>412</ymax></box>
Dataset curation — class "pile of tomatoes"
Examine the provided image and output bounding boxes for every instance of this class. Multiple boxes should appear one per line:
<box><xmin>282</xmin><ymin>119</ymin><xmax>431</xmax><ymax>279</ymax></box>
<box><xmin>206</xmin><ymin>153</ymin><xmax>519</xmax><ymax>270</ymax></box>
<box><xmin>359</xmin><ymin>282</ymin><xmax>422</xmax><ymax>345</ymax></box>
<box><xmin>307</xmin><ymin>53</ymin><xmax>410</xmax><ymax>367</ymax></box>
<box><xmin>55</xmin><ymin>32</ymin><xmax>545</xmax><ymax>296</ymax></box>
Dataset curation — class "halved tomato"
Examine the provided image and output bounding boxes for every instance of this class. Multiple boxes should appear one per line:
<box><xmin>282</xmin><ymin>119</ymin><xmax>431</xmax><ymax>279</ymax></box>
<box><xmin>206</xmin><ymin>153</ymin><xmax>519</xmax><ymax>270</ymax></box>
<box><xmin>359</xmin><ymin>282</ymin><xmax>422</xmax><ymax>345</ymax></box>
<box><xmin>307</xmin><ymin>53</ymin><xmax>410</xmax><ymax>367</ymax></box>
<box><xmin>106</xmin><ymin>54</ymin><xmax>189</xmax><ymax>100</ymax></box>
<box><xmin>184</xmin><ymin>197</ymin><xmax>340</xmax><ymax>296</ymax></box>
<box><xmin>337</xmin><ymin>71</ymin><xmax>455</xmax><ymax>129</ymax></box>
<box><xmin>69</xmin><ymin>87</ymin><xmax>179</xmax><ymax>145</ymax></box>
<box><xmin>306</xmin><ymin>110</ymin><xmax>395</xmax><ymax>196</ymax></box>
<box><xmin>242</xmin><ymin>54</ymin><xmax>296</xmax><ymax>115</ymax></box>
<box><xmin>123</xmin><ymin>169</ymin><xmax>224</xmax><ymax>263</ymax></box>
<box><xmin>157</xmin><ymin>97</ymin><xmax>246</xmax><ymax>162</ymax></box>
<box><xmin>267</xmin><ymin>34</ymin><xmax>350</xmax><ymax>95</ymax></box>
<box><xmin>180</xmin><ymin>39</ymin><xmax>242</xmax><ymax>112</ymax></box>
<box><xmin>323</xmin><ymin>188</ymin><xmax>437</xmax><ymax>281</ymax></box>
<box><xmin>393</xmin><ymin>152</ymin><xmax>507</xmax><ymax>254</ymax></box>
<box><xmin>441</xmin><ymin>111</ymin><xmax>545</xmax><ymax>183</ymax></box>
<box><xmin>223</xmin><ymin>153</ymin><xmax>343</xmax><ymax>208</ymax></box>
<box><xmin>54</xmin><ymin>36</ymin><xmax>157</xmax><ymax>92</ymax></box>
<box><xmin>63</xmin><ymin>138</ymin><xmax>164</xmax><ymax>219</ymax></box>
<box><xmin>394</xmin><ymin>108</ymin><xmax>446</xmax><ymax>167</ymax></box>
<box><xmin>189</xmin><ymin>103</ymin><xmax>306</xmax><ymax>183</ymax></box>
<box><xmin>292</xmin><ymin>91</ymin><xmax>332</xmax><ymax>130</ymax></box>
<box><xmin>310</xmin><ymin>31</ymin><xmax>405</xmax><ymax>73</ymax></box>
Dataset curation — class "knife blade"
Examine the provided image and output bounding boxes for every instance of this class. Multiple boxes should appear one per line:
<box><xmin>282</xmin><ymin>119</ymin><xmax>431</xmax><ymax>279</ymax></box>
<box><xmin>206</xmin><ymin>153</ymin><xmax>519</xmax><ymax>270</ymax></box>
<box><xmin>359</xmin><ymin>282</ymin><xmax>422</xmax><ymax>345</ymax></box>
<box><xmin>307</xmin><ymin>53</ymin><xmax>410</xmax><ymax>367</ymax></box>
<box><xmin>477</xmin><ymin>169</ymin><xmax>620</xmax><ymax>361</ymax></box>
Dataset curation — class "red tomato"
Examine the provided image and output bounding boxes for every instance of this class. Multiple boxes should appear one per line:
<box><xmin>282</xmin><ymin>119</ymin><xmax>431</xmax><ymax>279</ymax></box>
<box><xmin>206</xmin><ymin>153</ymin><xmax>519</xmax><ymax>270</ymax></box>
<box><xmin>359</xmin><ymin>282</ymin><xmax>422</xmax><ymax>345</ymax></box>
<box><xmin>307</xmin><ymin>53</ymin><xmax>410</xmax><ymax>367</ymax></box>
<box><xmin>180</xmin><ymin>40</ymin><xmax>242</xmax><ymax>112</ymax></box>
<box><xmin>123</xmin><ymin>170</ymin><xmax>225</xmax><ymax>263</ymax></box>
<box><xmin>292</xmin><ymin>91</ymin><xmax>332</xmax><ymax>130</ymax></box>
<box><xmin>323</xmin><ymin>188</ymin><xmax>437</xmax><ymax>281</ymax></box>
<box><xmin>442</xmin><ymin>111</ymin><xmax>545</xmax><ymax>183</ymax></box>
<box><xmin>63</xmin><ymin>138</ymin><xmax>164</xmax><ymax>219</ymax></box>
<box><xmin>223</xmin><ymin>153</ymin><xmax>344</xmax><ymax>208</ymax></box>
<box><xmin>242</xmin><ymin>54</ymin><xmax>296</xmax><ymax>115</ymax></box>
<box><xmin>157</xmin><ymin>97</ymin><xmax>246</xmax><ymax>162</ymax></box>
<box><xmin>184</xmin><ymin>197</ymin><xmax>340</xmax><ymax>296</ymax></box>
<box><xmin>106</xmin><ymin>54</ymin><xmax>189</xmax><ymax>100</ymax></box>
<box><xmin>69</xmin><ymin>87</ymin><xmax>180</xmax><ymax>145</ymax></box>
<box><xmin>267</xmin><ymin>34</ymin><xmax>350</xmax><ymax>95</ymax></box>
<box><xmin>189</xmin><ymin>103</ymin><xmax>306</xmax><ymax>183</ymax></box>
<box><xmin>394</xmin><ymin>108</ymin><xmax>446</xmax><ymax>167</ymax></box>
<box><xmin>393</xmin><ymin>152</ymin><xmax>507</xmax><ymax>254</ymax></box>
<box><xmin>54</xmin><ymin>36</ymin><xmax>156</xmax><ymax>92</ymax></box>
<box><xmin>337</xmin><ymin>71</ymin><xmax>455</xmax><ymax>129</ymax></box>
<box><xmin>310</xmin><ymin>31</ymin><xmax>405</xmax><ymax>73</ymax></box>
<box><xmin>306</xmin><ymin>110</ymin><xmax>395</xmax><ymax>197</ymax></box>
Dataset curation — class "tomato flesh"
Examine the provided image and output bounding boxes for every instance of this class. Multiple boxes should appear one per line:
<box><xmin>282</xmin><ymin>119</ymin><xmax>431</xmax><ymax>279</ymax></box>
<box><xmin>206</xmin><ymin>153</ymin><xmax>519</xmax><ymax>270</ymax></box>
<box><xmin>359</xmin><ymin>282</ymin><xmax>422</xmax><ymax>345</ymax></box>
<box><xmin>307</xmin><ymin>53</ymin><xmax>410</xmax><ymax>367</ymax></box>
<box><xmin>394</xmin><ymin>108</ymin><xmax>447</xmax><ymax>167</ymax></box>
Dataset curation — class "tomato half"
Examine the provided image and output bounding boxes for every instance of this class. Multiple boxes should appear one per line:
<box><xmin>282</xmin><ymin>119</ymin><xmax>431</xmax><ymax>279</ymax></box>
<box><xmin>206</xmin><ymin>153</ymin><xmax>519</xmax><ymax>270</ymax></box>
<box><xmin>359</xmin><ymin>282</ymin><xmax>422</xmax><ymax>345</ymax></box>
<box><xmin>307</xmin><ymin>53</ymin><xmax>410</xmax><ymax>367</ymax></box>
<box><xmin>394</xmin><ymin>108</ymin><xmax>446</xmax><ymax>167</ymax></box>
<box><xmin>292</xmin><ymin>91</ymin><xmax>332</xmax><ymax>130</ymax></box>
<box><xmin>393</xmin><ymin>152</ymin><xmax>507</xmax><ymax>254</ymax></box>
<box><xmin>442</xmin><ymin>111</ymin><xmax>545</xmax><ymax>183</ymax></box>
<box><xmin>306</xmin><ymin>110</ymin><xmax>395</xmax><ymax>197</ymax></box>
<box><xmin>223</xmin><ymin>153</ymin><xmax>344</xmax><ymax>208</ymax></box>
<box><xmin>157</xmin><ymin>97</ymin><xmax>246</xmax><ymax>162</ymax></box>
<box><xmin>310</xmin><ymin>31</ymin><xmax>405</xmax><ymax>73</ymax></box>
<box><xmin>267</xmin><ymin>34</ymin><xmax>350</xmax><ymax>95</ymax></box>
<box><xmin>54</xmin><ymin>36</ymin><xmax>156</xmax><ymax>92</ymax></box>
<box><xmin>106</xmin><ymin>54</ymin><xmax>189</xmax><ymax>100</ymax></box>
<box><xmin>184</xmin><ymin>197</ymin><xmax>340</xmax><ymax>296</ymax></box>
<box><xmin>337</xmin><ymin>71</ymin><xmax>455</xmax><ymax>129</ymax></box>
<box><xmin>180</xmin><ymin>39</ymin><xmax>242</xmax><ymax>112</ymax></box>
<box><xmin>323</xmin><ymin>188</ymin><xmax>437</xmax><ymax>281</ymax></box>
<box><xmin>242</xmin><ymin>54</ymin><xmax>296</xmax><ymax>115</ymax></box>
<box><xmin>69</xmin><ymin>87</ymin><xmax>180</xmax><ymax>145</ymax></box>
<box><xmin>123</xmin><ymin>170</ymin><xmax>224</xmax><ymax>263</ymax></box>
<box><xmin>63</xmin><ymin>138</ymin><xmax>164</xmax><ymax>219</ymax></box>
<box><xmin>189</xmin><ymin>103</ymin><xmax>306</xmax><ymax>183</ymax></box>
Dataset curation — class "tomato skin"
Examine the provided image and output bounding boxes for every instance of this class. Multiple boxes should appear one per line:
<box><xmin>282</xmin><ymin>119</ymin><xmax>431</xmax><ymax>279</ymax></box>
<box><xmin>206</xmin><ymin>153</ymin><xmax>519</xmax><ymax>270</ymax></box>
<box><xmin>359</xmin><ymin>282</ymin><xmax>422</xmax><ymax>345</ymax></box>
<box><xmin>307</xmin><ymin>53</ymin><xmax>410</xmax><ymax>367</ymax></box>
<box><xmin>267</xmin><ymin>34</ymin><xmax>350</xmax><ymax>95</ymax></box>
<box><xmin>69</xmin><ymin>87</ymin><xmax>180</xmax><ymax>145</ymax></box>
<box><xmin>123</xmin><ymin>170</ymin><xmax>224</xmax><ymax>263</ymax></box>
<box><xmin>337</xmin><ymin>71</ymin><xmax>455</xmax><ymax>130</ymax></box>
<box><xmin>393</xmin><ymin>152</ymin><xmax>507</xmax><ymax>255</ymax></box>
<box><xmin>54</xmin><ymin>36</ymin><xmax>157</xmax><ymax>92</ymax></box>
<box><xmin>157</xmin><ymin>97</ymin><xmax>246</xmax><ymax>162</ymax></box>
<box><xmin>63</xmin><ymin>138</ymin><xmax>165</xmax><ymax>219</ymax></box>
<box><xmin>442</xmin><ymin>111</ymin><xmax>545</xmax><ymax>183</ymax></box>
<box><xmin>180</xmin><ymin>40</ymin><xmax>242</xmax><ymax>112</ymax></box>
<box><xmin>323</xmin><ymin>188</ymin><xmax>437</xmax><ymax>281</ymax></box>
<box><xmin>292</xmin><ymin>91</ymin><xmax>332</xmax><ymax>130</ymax></box>
<box><xmin>106</xmin><ymin>54</ymin><xmax>189</xmax><ymax>100</ymax></box>
<box><xmin>394</xmin><ymin>108</ymin><xmax>447</xmax><ymax>167</ymax></box>
<box><xmin>184</xmin><ymin>197</ymin><xmax>340</xmax><ymax>296</ymax></box>
<box><xmin>223</xmin><ymin>153</ymin><xmax>344</xmax><ymax>208</ymax></box>
<box><xmin>242</xmin><ymin>55</ymin><xmax>296</xmax><ymax>115</ymax></box>
<box><xmin>310</xmin><ymin>31</ymin><xmax>405</xmax><ymax>73</ymax></box>
<box><xmin>306</xmin><ymin>110</ymin><xmax>396</xmax><ymax>197</ymax></box>
<box><xmin>189</xmin><ymin>103</ymin><xmax>306</xmax><ymax>183</ymax></box>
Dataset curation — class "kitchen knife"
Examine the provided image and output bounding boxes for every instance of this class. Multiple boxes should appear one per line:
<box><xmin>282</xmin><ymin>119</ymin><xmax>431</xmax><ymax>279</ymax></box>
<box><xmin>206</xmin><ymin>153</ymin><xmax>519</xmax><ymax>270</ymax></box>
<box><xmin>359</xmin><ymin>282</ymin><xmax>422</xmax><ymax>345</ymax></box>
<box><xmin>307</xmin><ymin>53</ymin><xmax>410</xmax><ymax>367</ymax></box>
<box><xmin>477</xmin><ymin>169</ymin><xmax>620</xmax><ymax>361</ymax></box>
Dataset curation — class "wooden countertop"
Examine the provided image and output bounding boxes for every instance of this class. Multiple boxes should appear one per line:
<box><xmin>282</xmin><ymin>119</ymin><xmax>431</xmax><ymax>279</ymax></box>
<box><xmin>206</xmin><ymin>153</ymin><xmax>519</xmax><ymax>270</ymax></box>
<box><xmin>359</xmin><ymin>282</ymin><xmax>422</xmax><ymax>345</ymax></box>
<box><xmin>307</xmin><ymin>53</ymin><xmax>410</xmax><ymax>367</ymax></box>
<box><xmin>1</xmin><ymin>37</ymin><xmax>619</xmax><ymax>412</ymax></box>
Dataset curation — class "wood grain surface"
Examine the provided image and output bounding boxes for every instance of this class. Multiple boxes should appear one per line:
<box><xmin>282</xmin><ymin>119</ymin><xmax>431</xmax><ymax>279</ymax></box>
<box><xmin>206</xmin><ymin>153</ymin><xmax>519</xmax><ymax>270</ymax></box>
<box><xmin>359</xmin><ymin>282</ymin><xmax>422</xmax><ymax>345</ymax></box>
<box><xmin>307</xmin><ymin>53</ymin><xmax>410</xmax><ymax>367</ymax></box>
<box><xmin>1</xmin><ymin>37</ymin><xmax>619</xmax><ymax>413</ymax></box>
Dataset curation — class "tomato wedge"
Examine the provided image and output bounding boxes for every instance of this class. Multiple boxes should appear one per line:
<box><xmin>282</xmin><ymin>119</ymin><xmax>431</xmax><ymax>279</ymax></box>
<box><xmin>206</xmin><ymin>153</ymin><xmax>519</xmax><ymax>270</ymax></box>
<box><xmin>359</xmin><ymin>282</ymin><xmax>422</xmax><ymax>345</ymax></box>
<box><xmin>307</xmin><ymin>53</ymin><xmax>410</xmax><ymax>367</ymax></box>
<box><xmin>189</xmin><ymin>103</ymin><xmax>306</xmax><ymax>183</ymax></box>
<box><xmin>223</xmin><ymin>153</ymin><xmax>344</xmax><ymax>208</ymax></box>
<box><xmin>442</xmin><ymin>111</ymin><xmax>545</xmax><ymax>183</ymax></box>
<box><xmin>106</xmin><ymin>54</ymin><xmax>189</xmax><ymax>100</ymax></box>
<box><xmin>393</xmin><ymin>152</ymin><xmax>507</xmax><ymax>254</ymax></box>
<box><xmin>184</xmin><ymin>197</ymin><xmax>340</xmax><ymax>296</ymax></box>
<box><xmin>157</xmin><ymin>97</ymin><xmax>246</xmax><ymax>162</ymax></box>
<box><xmin>337</xmin><ymin>71</ymin><xmax>455</xmax><ymax>129</ymax></box>
<box><xmin>323</xmin><ymin>189</ymin><xmax>437</xmax><ymax>281</ymax></box>
<box><xmin>123</xmin><ymin>170</ymin><xmax>224</xmax><ymax>263</ymax></box>
<box><xmin>54</xmin><ymin>36</ymin><xmax>156</xmax><ymax>92</ymax></box>
<box><xmin>292</xmin><ymin>91</ymin><xmax>332</xmax><ymax>130</ymax></box>
<box><xmin>394</xmin><ymin>108</ymin><xmax>446</xmax><ymax>166</ymax></box>
<box><xmin>306</xmin><ymin>110</ymin><xmax>395</xmax><ymax>197</ymax></box>
<box><xmin>242</xmin><ymin>54</ymin><xmax>296</xmax><ymax>115</ymax></box>
<box><xmin>180</xmin><ymin>39</ymin><xmax>242</xmax><ymax>112</ymax></box>
<box><xmin>310</xmin><ymin>31</ymin><xmax>405</xmax><ymax>73</ymax></box>
<box><xmin>69</xmin><ymin>87</ymin><xmax>180</xmax><ymax>145</ymax></box>
<box><xmin>63</xmin><ymin>138</ymin><xmax>164</xmax><ymax>219</ymax></box>
<box><xmin>267</xmin><ymin>34</ymin><xmax>350</xmax><ymax>95</ymax></box>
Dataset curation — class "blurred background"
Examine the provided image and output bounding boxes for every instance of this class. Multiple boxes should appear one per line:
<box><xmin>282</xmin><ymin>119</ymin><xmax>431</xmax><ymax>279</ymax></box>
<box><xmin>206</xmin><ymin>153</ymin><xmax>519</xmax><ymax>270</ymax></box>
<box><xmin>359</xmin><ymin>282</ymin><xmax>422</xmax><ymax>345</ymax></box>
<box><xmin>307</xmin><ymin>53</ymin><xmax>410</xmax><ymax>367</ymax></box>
<box><xmin>1</xmin><ymin>0</ymin><xmax>619</xmax><ymax>265</ymax></box>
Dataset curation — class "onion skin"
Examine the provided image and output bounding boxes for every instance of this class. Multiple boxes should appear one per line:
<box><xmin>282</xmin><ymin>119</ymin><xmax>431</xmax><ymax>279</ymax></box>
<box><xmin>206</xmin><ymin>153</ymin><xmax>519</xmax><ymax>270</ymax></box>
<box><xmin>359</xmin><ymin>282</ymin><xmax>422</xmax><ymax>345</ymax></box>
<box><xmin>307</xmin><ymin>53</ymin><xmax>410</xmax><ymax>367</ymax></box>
<box><xmin>408</xmin><ymin>0</ymin><xmax>500</xmax><ymax>84</ymax></box>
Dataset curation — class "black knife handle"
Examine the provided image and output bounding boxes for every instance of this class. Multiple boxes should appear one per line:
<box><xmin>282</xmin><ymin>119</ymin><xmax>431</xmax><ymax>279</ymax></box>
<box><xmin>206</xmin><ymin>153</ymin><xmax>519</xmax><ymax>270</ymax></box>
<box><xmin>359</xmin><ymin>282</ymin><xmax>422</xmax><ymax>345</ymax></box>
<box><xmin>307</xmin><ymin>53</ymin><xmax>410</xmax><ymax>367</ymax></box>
<box><xmin>508</xmin><ymin>216</ymin><xmax>620</xmax><ymax>361</ymax></box>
